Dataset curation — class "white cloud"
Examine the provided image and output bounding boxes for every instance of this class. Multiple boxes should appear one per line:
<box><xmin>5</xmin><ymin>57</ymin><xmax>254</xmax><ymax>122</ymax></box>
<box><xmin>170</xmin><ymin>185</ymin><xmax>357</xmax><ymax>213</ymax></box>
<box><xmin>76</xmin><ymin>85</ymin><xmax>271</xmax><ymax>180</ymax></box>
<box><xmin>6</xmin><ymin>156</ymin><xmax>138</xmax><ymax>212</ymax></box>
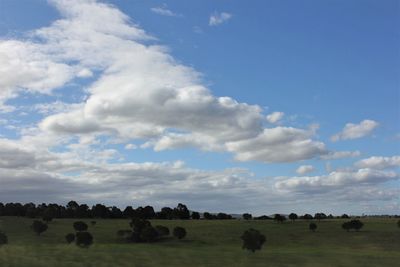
<box><xmin>226</xmin><ymin>127</ymin><xmax>327</xmax><ymax>163</ymax></box>
<box><xmin>151</xmin><ymin>6</ymin><xmax>180</xmax><ymax>17</ymax></box>
<box><xmin>266</xmin><ymin>111</ymin><xmax>284</xmax><ymax>124</ymax></box>
<box><xmin>209</xmin><ymin>12</ymin><xmax>232</xmax><ymax>26</ymax></box>
<box><xmin>331</xmin><ymin>120</ymin><xmax>379</xmax><ymax>141</ymax></box>
<box><xmin>275</xmin><ymin>168</ymin><xmax>398</xmax><ymax>193</ymax></box>
<box><xmin>124</xmin><ymin>143</ymin><xmax>137</xmax><ymax>150</ymax></box>
<box><xmin>321</xmin><ymin>150</ymin><xmax>361</xmax><ymax>160</ymax></box>
<box><xmin>355</xmin><ymin>156</ymin><xmax>400</xmax><ymax>170</ymax></box>
<box><xmin>296</xmin><ymin>165</ymin><xmax>315</xmax><ymax>175</ymax></box>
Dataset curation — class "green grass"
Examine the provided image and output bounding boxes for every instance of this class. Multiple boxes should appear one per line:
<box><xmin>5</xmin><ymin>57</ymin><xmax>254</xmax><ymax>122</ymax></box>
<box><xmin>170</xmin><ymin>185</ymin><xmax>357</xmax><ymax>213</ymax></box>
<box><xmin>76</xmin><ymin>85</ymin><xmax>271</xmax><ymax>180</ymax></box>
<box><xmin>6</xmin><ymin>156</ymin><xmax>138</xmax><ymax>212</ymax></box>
<box><xmin>0</xmin><ymin>217</ymin><xmax>399</xmax><ymax>267</ymax></box>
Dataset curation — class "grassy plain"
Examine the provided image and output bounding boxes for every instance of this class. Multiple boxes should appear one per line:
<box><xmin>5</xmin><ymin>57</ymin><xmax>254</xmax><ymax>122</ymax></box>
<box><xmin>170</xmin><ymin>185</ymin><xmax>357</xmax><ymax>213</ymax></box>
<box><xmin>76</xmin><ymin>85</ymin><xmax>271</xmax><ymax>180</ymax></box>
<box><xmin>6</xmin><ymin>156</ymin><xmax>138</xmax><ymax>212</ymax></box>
<box><xmin>0</xmin><ymin>217</ymin><xmax>399</xmax><ymax>267</ymax></box>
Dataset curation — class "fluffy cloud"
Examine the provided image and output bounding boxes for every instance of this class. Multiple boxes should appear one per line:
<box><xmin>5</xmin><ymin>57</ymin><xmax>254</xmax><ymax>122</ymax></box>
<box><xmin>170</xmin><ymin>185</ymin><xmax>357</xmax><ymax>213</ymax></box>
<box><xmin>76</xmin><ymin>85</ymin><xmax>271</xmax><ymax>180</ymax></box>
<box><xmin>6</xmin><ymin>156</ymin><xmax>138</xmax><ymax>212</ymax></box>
<box><xmin>209</xmin><ymin>12</ymin><xmax>232</xmax><ymax>26</ymax></box>
<box><xmin>296</xmin><ymin>165</ymin><xmax>315</xmax><ymax>175</ymax></box>
<box><xmin>275</xmin><ymin>168</ymin><xmax>398</xmax><ymax>193</ymax></box>
<box><xmin>266</xmin><ymin>111</ymin><xmax>284</xmax><ymax>124</ymax></box>
<box><xmin>226</xmin><ymin>127</ymin><xmax>327</xmax><ymax>163</ymax></box>
<box><xmin>355</xmin><ymin>156</ymin><xmax>400</xmax><ymax>169</ymax></box>
<box><xmin>331</xmin><ymin>120</ymin><xmax>379</xmax><ymax>141</ymax></box>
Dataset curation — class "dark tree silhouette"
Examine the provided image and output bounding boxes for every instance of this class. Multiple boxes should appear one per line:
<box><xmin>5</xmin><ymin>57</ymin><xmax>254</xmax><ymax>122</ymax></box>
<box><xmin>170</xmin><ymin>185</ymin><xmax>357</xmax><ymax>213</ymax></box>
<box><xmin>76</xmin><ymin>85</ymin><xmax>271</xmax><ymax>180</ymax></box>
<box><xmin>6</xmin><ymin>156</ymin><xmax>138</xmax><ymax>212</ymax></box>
<box><xmin>75</xmin><ymin>232</ymin><xmax>93</xmax><ymax>248</ymax></box>
<box><xmin>289</xmin><ymin>213</ymin><xmax>298</xmax><ymax>222</ymax></box>
<box><xmin>73</xmin><ymin>221</ymin><xmax>88</xmax><ymax>232</ymax></box>
<box><xmin>155</xmin><ymin>225</ymin><xmax>170</xmax><ymax>236</ymax></box>
<box><xmin>302</xmin><ymin>214</ymin><xmax>313</xmax><ymax>220</ymax></box>
<box><xmin>314</xmin><ymin>213</ymin><xmax>327</xmax><ymax>221</ymax></box>
<box><xmin>241</xmin><ymin>228</ymin><xmax>266</xmax><ymax>253</ymax></box>
<box><xmin>31</xmin><ymin>220</ymin><xmax>48</xmax><ymax>235</ymax></box>
<box><xmin>242</xmin><ymin>213</ymin><xmax>252</xmax><ymax>220</ymax></box>
<box><xmin>203</xmin><ymin>212</ymin><xmax>214</xmax><ymax>220</ymax></box>
<box><xmin>309</xmin><ymin>223</ymin><xmax>317</xmax><ymax>232</ymax></box>
<box><xmin>341</xmin><ymin>214</ymin><xmax>350</xmax><ymax>219</ymax></box>
<box><xmin>173</xmin><ymin>227</ymin><xmax>187</xmax><ymax>240</ymax></box>
<box><xmin>191</xmin><ymin>211</ymin><xmax>200</xmax><ymax>220</ymax></box>
<box><xmin>65</xmin><ymin>233</ymin><xmax>75</xmax><ymax>244</ymax></box>
<box><xmin>0</xmin><ymin>232</ymin><xmax>7</xmax><ymax>246</ymax></box>
<box><xmin>274</xmin><ymin>214</ymin><xmax>286</xmax><ymax>223</ymax></box>
<box><xmin>140</xmin><ymin>226</ymin><xmax>159</xmax><ymax>242</ymax></box>
<box><xmin>173</xmin><ymin>203</ymin><xmax>190</xmax><ymax>220</ymax></box>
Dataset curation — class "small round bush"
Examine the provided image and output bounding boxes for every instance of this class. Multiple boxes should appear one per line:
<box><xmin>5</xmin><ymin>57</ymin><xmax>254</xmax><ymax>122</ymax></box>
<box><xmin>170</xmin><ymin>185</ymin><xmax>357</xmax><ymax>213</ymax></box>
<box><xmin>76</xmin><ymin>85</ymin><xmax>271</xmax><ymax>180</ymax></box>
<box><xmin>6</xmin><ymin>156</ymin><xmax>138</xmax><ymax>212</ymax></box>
<box><xmin>0</xmin><ymin>232</ymin><xmax>8</xmax><ymax>246</ymax></box>
<box><xmin>241</xmin><ymin>228</ymin><xmax>266</xmax><ymax>253</ymax></box>
<box><xmin>309</xmin><ymin>223</ymin><xmax>317</xmax><ymax>232</ymax></box>
<box><xmin>173</xmin><ymin>226</ymin><xmax>186</xmax><ymax>240</ymax></box>
<box><xmin>65</xmin><ymin>233</ymin><xmax>75</xmax><ymax>244</ymax></box>
<box><xmin>140</xmin><ymin>226</ymin><xmax>159</xmax><ymax>242</ymax></box>
<box><xmin>73</xmin><ymin>221</ymin><xmax>88</xmax><ymax>232</ymax></box>
<box><xmin>155</xmin><ymin>225</ymin><xmax>170</xmax><ymax>236</ymax></box>
<box><xmin>75</xmin><ymin>231</ymin><xmax>93</xmax><ymax>248</ymax></box>
<box><xmin>31</xmin><ymin>220</ymin><xmax>48</xmax><ymax>235</ymax></box>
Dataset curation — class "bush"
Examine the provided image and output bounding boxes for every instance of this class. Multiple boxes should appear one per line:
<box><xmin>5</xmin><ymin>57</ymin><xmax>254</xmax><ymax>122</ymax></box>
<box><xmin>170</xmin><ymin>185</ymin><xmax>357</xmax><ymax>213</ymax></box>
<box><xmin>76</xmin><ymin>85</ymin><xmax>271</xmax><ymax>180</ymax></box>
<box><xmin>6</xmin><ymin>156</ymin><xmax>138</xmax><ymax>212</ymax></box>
<box><xmin>140</xmin><ymin>226</ymin><xmax>159</xmax><ymax>242</ymax></box>
<box><xmin>75</xmin><ymin>231</ymin><xmax>93</xmax><ymax>248</ymax></box>
<box><xmin>0</xmin><ymin>232</ymin><xmax>8</xmax><ymax>246</ymax></box>
<box><xmin>191</xmin><ymin>212</ymin><xmax>200</xmax><ymax>220</ymax></box>
<box><xmin>242</xmin><ymin>213</ymin><xmax>252</xmax><ymax>220</ymax></box>
<box><xmin>309</xmin><ymin>223</ymin><xmax>317</xmax><ymax>232</ymax></box>
<box><xmin>155</xmin><ymin>225</ymin><xmax>170</xmax><ymax>236</ymax></box>
<box><xmin>31</xmin><ymin>220</ymin><xmax>48</xmax><ymax>235</ymax></box>
<box><xmin>342</xmin><ymin>220</ymin><xmax>364</xmax><ymax>232</ymax></box>
<box><xmin>73</xmin><ymin>221</ymin><xmax>88</xmax><ymax>232</ymax></box>
<box><xmin>241</xmin><ymin>228</ymin><xmax>266</xmax><ymax>253</ymax></box>
<box><xmin>91</xmin><ymin>221</ymin><xmax>96</xmax><ymax>226</ymax></box>
<box><xmin>173</xmin><ymin>226</ymin><xmax>186</xmax><ymax>240</ymax></box>
<box><xmin>130</xmin><ymin>218</ymin><xmax>151</xmax><ymax>233</ymax></box>
<box><xmin>65</xmin><ymin>233</ymin><xmax>75</xmax><ymax>244</ymax></box>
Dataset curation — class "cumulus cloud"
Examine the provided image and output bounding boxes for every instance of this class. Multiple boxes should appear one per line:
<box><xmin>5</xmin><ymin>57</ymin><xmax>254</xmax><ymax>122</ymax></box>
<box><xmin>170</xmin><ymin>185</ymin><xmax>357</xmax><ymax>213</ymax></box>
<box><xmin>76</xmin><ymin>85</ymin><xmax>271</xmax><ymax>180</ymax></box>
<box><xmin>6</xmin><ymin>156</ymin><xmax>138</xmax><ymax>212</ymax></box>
<box><xmin>209</xmin><ymin>12</ymin><xmax>232</xmax><ymax>26</ymax></box>
<box><xmin>331</xmin><ymin>120</ymin><xmax>379</xmax><ymax>141</ymax></box>
<box><xmin>296</xmin><ymin>165</ymin><xmax>315</xmax><ymax>175</ymax></box>
<box><xmin>355</xmin><ymin>156</ymin><xmax>400</xmax><ymax>170</ymax></box>
<box><xmin>275</xmin><ymin>168</ymin><xmax>398</xmax><ymax>193</ymax></box>
<box><xmin>266</xmin><ymin>111</ymin><xmax>284</xmax><ymax>124</ymax></box>
<box><xmin>226</xmin><ymin>127</ymin><xmax>327</xmax><ymax>163</ymax></box>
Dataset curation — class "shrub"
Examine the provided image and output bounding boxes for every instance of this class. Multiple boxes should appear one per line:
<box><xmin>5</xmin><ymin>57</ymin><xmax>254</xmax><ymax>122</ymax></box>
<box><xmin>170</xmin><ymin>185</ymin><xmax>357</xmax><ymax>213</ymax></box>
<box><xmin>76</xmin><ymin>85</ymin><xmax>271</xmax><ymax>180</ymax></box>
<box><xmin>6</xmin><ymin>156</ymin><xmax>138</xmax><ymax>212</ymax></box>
<box><xmin>191</xmin><ymin>212</ymin><xmax>200</xmax><ymax>220</ymax></box>
<box><xmin>140</xmin><ymin>226</ymin><xmax>159</xmax><ymax>242</ymax></box>
<box><xmin>155</xmin><ymin>225</ymin><xmax>170</xmax><ymax>236</ymax></box>
<box><xmin>73</xmin><ymin>221</ymin><xmax>88</xmax><ymax>232</ymax></box>
<box><xmin>0</xmin><ymin>232</ymin><xmax>8</xmax><ymax>246</ymax></box>
<box><xmin>173</xmin><ymin>226</ymin><xmax>186</xmax><ymax>240</ymax></box>
<box><xmin>91</xmin><ymin>221</ymin><xmax>96</xmax><ymax>226</ymax></box>
<box><xmin>65</xmin><ymin>233</ymin><xmax>75</xmax><ymax>244</ymax></box>
<box><xmin>342</xmin><ymin>221</ymin><xmax>352</xmax><ymax>232</ymax></box>
<box><xmin>130</xmin><ymin>218</ymin><xmax>151</xmax><ymax>233</ymax></box>
<box><xmin>309</xmin><ymin>223</ymin><xmax>317</xmax><ymax>232</ymax></box>
<box><xmin>31</xmin><ymin>220</ymin><xmax>48</xmax><ymax>235</ymax></box>
<box><xmin>242</xmin><ymin>213</ymin><xmax>252</xmax><ymax>220</ymax></box>
<box><xmin>342</xmin><ymin>220</ymin><xmax>364</xmax><ymax>232</ymax></box>
<box><xmin>75</xmin><ymin>231</ymin><xmax>93</xmax><ymax>248</ymax></box>
<box><xmin>241</xmin><ymin>228</ymin><xmax>266</xmax><ymax>253</ymax></box>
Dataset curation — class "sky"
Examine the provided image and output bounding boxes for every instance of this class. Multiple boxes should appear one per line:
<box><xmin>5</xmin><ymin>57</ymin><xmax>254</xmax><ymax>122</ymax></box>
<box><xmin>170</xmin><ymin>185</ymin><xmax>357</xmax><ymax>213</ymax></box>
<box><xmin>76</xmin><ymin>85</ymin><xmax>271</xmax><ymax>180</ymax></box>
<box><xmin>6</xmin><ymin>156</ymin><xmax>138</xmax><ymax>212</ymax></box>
<box><xmin>0</xmin><ymin>0</ymin><xmax>399</xmax><ymax>215</ymax></box>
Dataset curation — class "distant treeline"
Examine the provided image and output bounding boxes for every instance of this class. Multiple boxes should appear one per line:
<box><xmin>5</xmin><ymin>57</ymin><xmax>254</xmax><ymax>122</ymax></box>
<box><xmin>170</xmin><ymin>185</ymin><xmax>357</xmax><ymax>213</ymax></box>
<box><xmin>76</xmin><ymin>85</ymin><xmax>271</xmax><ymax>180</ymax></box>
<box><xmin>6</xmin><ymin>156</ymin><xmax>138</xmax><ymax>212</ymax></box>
<box><xmin>1</xmin><ymin>202</ymin><xmax>398</xmax><ymax>220</ymax></box>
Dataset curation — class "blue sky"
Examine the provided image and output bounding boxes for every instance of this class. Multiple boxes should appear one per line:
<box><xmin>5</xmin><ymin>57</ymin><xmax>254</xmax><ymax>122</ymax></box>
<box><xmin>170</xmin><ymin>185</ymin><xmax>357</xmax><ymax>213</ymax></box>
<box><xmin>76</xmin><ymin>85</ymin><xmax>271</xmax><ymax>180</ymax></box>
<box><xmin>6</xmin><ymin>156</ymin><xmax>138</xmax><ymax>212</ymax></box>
<box><xmin>0</xmin><ymin>0</ymin><xmax>399</xmax><ymax>215</ymax></box>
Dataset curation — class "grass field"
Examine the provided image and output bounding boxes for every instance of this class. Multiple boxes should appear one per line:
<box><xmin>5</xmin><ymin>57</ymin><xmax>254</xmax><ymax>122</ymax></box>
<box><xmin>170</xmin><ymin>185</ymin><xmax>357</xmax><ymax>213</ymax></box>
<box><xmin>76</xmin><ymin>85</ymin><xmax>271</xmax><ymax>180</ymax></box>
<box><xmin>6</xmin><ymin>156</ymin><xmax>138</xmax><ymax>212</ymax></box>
<box><xmin>0</xmin><ymin>217</ymin><xmax>399</xmax><ymax>267</ymax></box>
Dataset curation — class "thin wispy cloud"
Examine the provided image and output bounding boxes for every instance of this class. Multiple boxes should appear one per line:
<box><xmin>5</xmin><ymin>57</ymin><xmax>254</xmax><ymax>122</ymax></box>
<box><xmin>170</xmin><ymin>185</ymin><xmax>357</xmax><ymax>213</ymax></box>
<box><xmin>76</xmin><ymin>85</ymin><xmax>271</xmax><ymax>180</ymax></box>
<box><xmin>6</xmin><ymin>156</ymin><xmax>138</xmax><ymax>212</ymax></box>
<box><xmin>209</xmin><ymin>12</ymin><xmax>232</xmax><ymax>26</ymax></box>
<box><xmin>151</xmin><ymin>6</ymin><xmax>180</xmax><ymax>17</ymax></box>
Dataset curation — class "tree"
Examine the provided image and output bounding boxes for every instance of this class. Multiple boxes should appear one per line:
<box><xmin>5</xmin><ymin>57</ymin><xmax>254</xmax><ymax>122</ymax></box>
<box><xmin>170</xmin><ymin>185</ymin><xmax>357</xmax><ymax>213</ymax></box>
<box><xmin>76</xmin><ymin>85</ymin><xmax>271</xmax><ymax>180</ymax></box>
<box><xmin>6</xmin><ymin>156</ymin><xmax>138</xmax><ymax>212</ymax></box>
<box><xmin>242</xmin><ymin>213</ymin><xmax>252</xmax><ymax>220</ymax></box>
<box><xmin>173</xmin><ymin>226</ymin><xmax>187</xmax><ymax>239</ymax></box>
<box><xmin>302</xmin><ymin>214</ymin><xmax>313</xmax><ymax>220</ymax></box>
<box><xmin>203</xmin><ymin>212</ymin><xmax>214</xmax><ymax>220</ymax></box>
<box><xmin>274</xmin><ymin>214</ymin><xmax>286</xmax><ymax>223</ymax></box>
<box><xmin>0</xmin><ymin>232</ymin><xmax>7</xmax><ymax>246</ymax></box>
<box><xmin>241</xmin><ymin>228</ymin><xmax>266</xmax><ymax>253</ymax></box>
<box><xmin>73</xmin><ymin>221</ymin><xmax>88</xmax><ymax>232</ymax></box>
<box><xmin>314</xmin><ymin>213</ymin><xmax>327</xmax><ymax>221</ymax></box>
<box><xmin>191</xmin><ymin>211</ymin><xmax>200</xmax><ymax>220</ymax></box>
<box><xmin>155</xmin><ymin>225</ymin><xmax>170</xmax><ymax>236</ymax></box>
<box><xmin>350</xmin><ymin>219</ymin><xmax>364</xmax><ymax>231</ymax></box>
<box><xmin>140</xmin><ymin>226</ymin><xmax>159</xmax><ymax>242</ymax></box>
<box><xmin>289</xmin><ymin>213</ymin><xmax>298</xmax><ymax>222</ymax></box>
<box><xmin>75</xmin><ymin>232</ymin><xmax>93</xmax><ymax>248</ymax></box>
<box><xmin>309</xmin><ymin>223</ymin><xmax>317</xmax><ymax>232</ymax></box>
<box><xmin>173</xmin><ymin>203</ymin><xmax>190</xmax><ymax>220</ymax></box>
<box><xmin>31</xmin><ymin>220</ymin><xmax>48</xmax><ymax>235</ymax></box>
<box><xmin>65</xmin><ymin>233</ymin><xmax>75</xmax><ymax>244</ymax></box>
<box><xmin>342</xmin><ymin>222</ymin><xmax>352</xmax><ymax>232</ymax></box>
<box><xmin>341</xmin><ymin>214</ymin><xmax>350</xmax><ymax>219</ymax></box>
